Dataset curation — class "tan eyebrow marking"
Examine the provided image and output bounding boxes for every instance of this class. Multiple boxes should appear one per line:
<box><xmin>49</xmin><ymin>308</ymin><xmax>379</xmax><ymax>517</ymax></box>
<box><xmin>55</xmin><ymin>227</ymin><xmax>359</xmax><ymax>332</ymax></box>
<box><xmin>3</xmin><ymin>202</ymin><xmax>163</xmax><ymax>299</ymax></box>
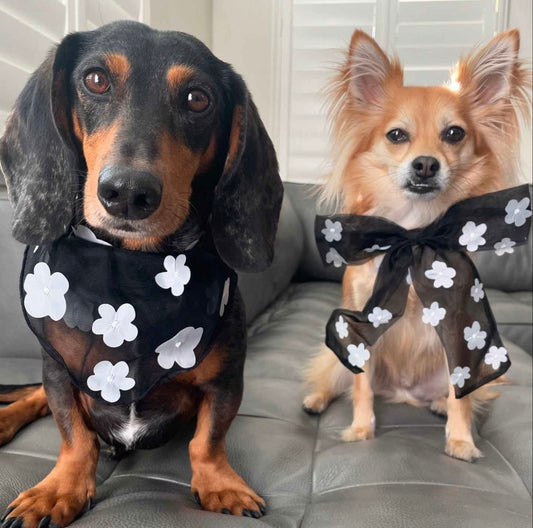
<box><xmin>166</xmin><ymin>65</ymin><xmax>195</xmax><ymax>90</ymax></box>
<box><xmin>104</xmin><ymin>53</ymin><xmax>131</xmax><ymax>84</ymax></box>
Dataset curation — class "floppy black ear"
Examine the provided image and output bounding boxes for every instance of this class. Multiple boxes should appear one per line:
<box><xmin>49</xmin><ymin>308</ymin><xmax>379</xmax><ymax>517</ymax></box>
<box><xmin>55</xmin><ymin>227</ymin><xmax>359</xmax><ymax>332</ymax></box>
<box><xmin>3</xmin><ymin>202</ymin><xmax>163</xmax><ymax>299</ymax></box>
<box><xmin>211</xmin><ymin>71</ymin><xmax>283</xmax><ymax>272</ymax></box>
<box><xmin>0</xmin><ymin>33</ymin><xmax>81</xmax><ymax>245</ymax></box>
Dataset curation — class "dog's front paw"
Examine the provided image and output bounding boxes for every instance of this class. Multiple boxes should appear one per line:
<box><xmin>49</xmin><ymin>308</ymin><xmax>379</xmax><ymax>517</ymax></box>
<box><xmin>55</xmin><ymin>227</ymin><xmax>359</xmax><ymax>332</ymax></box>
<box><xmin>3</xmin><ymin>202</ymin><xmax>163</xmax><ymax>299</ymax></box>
<box><xmin>192</xmin><ymin>466</ymin><xmax>265</xmax><ymax>518</ymax></box>
<box><xmin>341</xmin><ymin>421</ymin><xmax>375</xmax><ymax>442</ymax></box>
<box><xmin>2</xmin><ymin>484</ymin><xmax>92</xmax><ymax>528</ymax></box>
<box><xmin>302</xmin><ymin>393</ymin><xmax>330</xmax><ymax>415</ymax></box>
<box><xmin>445</xmin><ymin>438</ymin><xmax>483</xmax><ymax>462</ymax></box>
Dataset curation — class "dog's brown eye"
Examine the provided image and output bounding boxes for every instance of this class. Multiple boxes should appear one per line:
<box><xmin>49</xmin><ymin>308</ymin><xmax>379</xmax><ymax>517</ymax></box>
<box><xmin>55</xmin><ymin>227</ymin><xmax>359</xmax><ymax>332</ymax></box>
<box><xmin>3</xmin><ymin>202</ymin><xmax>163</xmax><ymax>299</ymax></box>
<box><xmin>187</xmin><ymin>90</ymin><xmax>209</xmax><ymax>112</ymax></box>
<box><xmin>443</xmin><ymin>126</ymin><xmax>465</xmax><ymax>144</ymax></box>
<box><xmin>84</xmin><ymin>70</ymin><xmax>110</xmax><ymax>94</ymax></box>
<box><xmin>386</xmin><ymin>128</ymin><xmax>409</xmax><ymax>144</ymax></box>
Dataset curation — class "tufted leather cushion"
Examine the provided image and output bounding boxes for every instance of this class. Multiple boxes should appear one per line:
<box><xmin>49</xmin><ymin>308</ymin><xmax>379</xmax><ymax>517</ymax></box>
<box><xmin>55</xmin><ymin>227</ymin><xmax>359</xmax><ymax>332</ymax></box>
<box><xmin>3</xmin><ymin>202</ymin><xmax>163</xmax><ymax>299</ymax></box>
<box><xmin>1</xmin><ymin>282</ymin><xmax>531</xmax><ymax>527</ymax></box>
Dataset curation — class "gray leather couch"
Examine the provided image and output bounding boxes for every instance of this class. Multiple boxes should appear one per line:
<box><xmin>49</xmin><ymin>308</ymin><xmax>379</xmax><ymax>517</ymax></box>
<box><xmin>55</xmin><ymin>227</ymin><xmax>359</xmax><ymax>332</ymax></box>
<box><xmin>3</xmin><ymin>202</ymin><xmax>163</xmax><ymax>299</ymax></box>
<box><xmin>1</xmin><ymin>183</ymin><xmax>531</xmax><ymax>527</ymax></box>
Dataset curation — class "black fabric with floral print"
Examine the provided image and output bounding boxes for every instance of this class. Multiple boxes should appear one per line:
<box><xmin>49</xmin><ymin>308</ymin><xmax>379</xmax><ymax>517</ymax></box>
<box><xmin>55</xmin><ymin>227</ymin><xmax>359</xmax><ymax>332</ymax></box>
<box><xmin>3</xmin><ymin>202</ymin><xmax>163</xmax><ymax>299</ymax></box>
<box><xmin>316</xmin><ymin>185</ymin><xmax>532</xmax><ymax>398</ymax></box>
<box><xmin>20</xmin><ymin>232</ymin><xmax>237</xmax><ymax>405</ymax></box>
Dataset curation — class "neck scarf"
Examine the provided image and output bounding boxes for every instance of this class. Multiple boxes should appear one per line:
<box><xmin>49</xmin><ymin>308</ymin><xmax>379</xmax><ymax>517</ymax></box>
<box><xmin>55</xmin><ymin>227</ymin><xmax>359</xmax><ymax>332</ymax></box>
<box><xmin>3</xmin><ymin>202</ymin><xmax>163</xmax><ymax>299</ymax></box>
<box><xmin>20</xmin><ymin>230</ymin><xmax>236</xmax><ymax>405</ymax></box>
<box><xmin>315</xmin><ymin>185</ymin><xmax>531</xmax><ymax>398</ymax></box>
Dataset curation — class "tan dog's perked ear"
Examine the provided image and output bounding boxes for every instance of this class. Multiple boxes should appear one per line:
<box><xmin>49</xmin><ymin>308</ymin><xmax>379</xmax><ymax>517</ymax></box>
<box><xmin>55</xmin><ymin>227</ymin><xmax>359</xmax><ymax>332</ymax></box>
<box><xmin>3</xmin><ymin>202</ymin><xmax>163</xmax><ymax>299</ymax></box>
<box><xmin>345</xmin><ymin>30</ymin><xmax>403</xmax><ymax>109</ymax></box>
<box><xmin>211</xmin><ymin>69</ymin><xmax>283</xmax><ymax>273</ymax></box>
<box><xmin>452</xmin><ymin>29</ymin><xmax>531</xmax><ymax>172</ymax></box>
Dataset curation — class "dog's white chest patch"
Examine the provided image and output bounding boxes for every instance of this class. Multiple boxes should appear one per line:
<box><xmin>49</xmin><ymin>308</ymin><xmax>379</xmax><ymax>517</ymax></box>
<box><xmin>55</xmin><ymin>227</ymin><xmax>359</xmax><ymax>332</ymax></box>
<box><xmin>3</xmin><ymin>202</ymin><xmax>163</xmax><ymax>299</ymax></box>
<box><xmin>113</xmin><ymin>404</ymin><xmax>148</xmax><ymax>449</ymax></box>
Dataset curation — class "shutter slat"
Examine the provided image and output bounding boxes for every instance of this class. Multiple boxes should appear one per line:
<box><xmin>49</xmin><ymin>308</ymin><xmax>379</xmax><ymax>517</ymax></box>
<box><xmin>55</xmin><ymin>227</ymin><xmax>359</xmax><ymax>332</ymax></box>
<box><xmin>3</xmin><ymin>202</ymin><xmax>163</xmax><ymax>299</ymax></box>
<box><xmin>86</xmin><ymin>0</ymin><xmax>134</xmax><ymax>27</ymax></box>
<box><xmin>0</xmin><ymin>10</ymin><xmax>55</xmax><ymax>72</ymax></box>
<box><xmin>294</xmin><ymin>2</ymin><xmax>375</xmax><ymax>27</ymax></box>
<box><xmin>396</xmin><ymin>21</ymin><xmax>484</xmax><ymax>46</ymax></box>
<box><xmin>398</xmin><ymin>1</ymin><xmax>484</xmax><ymax>23</ymax></box>
<box><xmin>0</xmin><ymin>0</ymin><xmax>65</xmax><ymax>41</ymax></box>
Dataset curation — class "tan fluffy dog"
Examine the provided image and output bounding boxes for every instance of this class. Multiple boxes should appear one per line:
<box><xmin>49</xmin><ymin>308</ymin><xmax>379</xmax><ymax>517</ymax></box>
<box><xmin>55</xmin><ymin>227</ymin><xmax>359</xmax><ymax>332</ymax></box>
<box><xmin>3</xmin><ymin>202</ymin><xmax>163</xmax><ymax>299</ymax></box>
<box><xmin>303</xmin><ymin>29</ymin><xmax>530</xmax><ymax>461</ymax></box>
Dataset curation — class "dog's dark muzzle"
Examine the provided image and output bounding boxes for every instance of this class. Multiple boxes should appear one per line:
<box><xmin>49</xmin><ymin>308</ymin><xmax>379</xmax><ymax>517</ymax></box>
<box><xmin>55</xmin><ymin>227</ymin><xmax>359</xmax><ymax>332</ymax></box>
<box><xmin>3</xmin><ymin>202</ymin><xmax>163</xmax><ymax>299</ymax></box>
<box><xmin>97</xmin><ymin>167</ymin><xmax>162</xmax><ymax>220</ymax></box>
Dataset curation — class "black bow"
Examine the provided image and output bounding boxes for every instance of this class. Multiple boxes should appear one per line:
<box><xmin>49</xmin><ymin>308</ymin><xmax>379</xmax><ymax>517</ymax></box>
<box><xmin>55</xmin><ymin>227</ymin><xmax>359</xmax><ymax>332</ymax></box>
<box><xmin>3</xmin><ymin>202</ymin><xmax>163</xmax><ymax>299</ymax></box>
<box><xmin>316</xmin><ymin>185</ymin><xmax>531</xmax><ymax>398</ymax></box>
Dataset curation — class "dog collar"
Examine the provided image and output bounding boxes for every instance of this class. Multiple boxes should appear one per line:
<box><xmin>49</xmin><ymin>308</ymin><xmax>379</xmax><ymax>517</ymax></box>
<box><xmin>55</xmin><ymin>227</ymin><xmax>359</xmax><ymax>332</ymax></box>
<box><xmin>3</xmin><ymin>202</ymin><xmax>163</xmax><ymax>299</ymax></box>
<box><xmin>316</xmin><ymin>185</ymin><xmax>531</xmax><ymax>398</ymax></box>
<box><xmin>20</xmin><ymin>232</ymin><xmax>237</xmax><ymax>405</ymax></box>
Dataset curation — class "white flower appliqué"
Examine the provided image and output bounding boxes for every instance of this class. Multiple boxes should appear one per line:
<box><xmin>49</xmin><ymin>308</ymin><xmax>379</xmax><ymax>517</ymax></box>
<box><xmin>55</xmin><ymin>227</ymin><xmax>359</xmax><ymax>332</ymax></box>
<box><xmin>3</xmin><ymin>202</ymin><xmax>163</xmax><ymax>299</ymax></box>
<box><xmin>325</xmin><ymin>247</ymin><xmax>346</xmax><ymax>268</ymax></box>
<box><xmin>219</xmin><ymin>278</ymin><xmax>230</xmax><ymax>317</ymax></box>
<box><xmin>347</xmin><ymin>343</ymin><xmax>370</xmax><ymax>368</ymax></box>
<box><xmin>458</xmin><ymin>221</ymin><xmax>487</xmax><ymax>252</ymax></box>
<box><xmin>92</xmin><ymin>303</ymin><xmax>138</xmax><ymax>348</ymax></box>
<box><xmin>505</xmin><ymin>197</ymin><xmax>532</xmax><ymax>227</ymax></box>
<box><xmin>422</xmin><ymin>302</ymin><xmax>446</xmax><ymax>327</ymax></box>
<box><xmin>155</xmin><ymin>255</ymin><xmax>191</xmax><ymax>296</ymax></box>
<box><xmin>424</xmin><ymin>261</ymin><xmax>456</xmax><ymax>289</ymax></box>
<box><xmin>494</xmin><ymin>237</ymin><xmax>516</xmax><ymax>256</ymax></box>
<box><xmin>322</xmin><ymin>219</ymin><xmax>343</xmax><ymax>242</ymax></box>
<box><xmin>23</xmin><ymin>262</ymin><xmax>69</xmax><ymax>321</ymax></box>
<box><xmin>364</xmin><ymin>244</ymin><xmax>391</xmax><ymax>253</ymax></box>
<box><xmin>73</xmin><ymin>225</ymin><xmax>111</xmax><ymax>246</ymax></box>
<box><xmin>470</xmin><ymin>278</ymin><xmax>485</xmax><ymax>303</ymax></box>
<box><xmin>155</xmin><ymin>326</ymin><xmax>204</xmax><ymax>369</ymax></box>
<box><xmin>484</xmin><ymin>346</ymin><xmax>508</xmax><ymax>370</ymax></box>
<box><xmin>463</xmin><ymin>321</ymin><xmax>487</xmax><ymax>350</ymax></box>
<box><xmin>368</xmin><ymin>307</ymin><xmax>393</xmax><ymax>328</ymax></box>
<box><xmin>87</xmin><ymin>360</ymin><xmax>135</xmax><ymax>403</ymax></box>
<box><xmin>450</xmin><ymin>366</ymin><xmax>471</xmax><ymax>389</ymax></box>
<box><xmin>335</xmin><ymin>315</ymin><xmax>349</xmax><ymax>339</ymax></box>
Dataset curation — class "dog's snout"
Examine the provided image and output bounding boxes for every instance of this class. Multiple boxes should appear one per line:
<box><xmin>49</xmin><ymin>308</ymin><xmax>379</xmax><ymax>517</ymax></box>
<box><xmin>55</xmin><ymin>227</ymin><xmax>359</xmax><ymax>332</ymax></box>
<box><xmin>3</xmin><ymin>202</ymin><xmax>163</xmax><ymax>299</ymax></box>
<box><xmin>411</xmin><ymin>156</ymin><xmax>440</xmax><ymax>179</ymax></box>
<box><xmin>97</xmin><ymin>168</ymin><xmax>162</xmax><ymax>220</ymax></box>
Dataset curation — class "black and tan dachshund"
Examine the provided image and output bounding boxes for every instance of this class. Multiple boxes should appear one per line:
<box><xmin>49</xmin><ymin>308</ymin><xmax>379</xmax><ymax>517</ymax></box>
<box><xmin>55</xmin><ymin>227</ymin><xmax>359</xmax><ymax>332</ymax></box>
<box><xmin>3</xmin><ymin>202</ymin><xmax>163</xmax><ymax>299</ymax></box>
<box><xmin>0</xmin><ymin>20</ymin><xmax>282</xmax><ymax>527</ymax></box>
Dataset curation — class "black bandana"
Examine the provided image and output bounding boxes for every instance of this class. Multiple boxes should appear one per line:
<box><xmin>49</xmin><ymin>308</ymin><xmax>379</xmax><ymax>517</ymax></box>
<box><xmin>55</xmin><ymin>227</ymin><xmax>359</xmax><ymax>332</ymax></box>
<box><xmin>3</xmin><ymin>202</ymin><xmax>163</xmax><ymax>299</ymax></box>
<box><xmin>316</xmin><ymin>185</ymin><xmax>531</xmax><ymax>398</ymax></box>
<box><xmin>20</xmin><ymin>229</ymin><xmax>237</xmax><ymax>405</ymax></box>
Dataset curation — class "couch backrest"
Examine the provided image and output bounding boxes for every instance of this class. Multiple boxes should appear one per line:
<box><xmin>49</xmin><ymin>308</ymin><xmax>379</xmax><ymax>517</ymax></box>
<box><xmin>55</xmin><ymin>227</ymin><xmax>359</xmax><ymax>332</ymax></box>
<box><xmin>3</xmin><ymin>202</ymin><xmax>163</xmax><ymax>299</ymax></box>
<box><xmin>285</xmin><ymin>182</ymin><xmax>533</xmax><ymax>292</ymax></box>
<box><xmin>0</xmin><ymin>193</ymin><xmax>40</xmax><ymax>358</ymax></box>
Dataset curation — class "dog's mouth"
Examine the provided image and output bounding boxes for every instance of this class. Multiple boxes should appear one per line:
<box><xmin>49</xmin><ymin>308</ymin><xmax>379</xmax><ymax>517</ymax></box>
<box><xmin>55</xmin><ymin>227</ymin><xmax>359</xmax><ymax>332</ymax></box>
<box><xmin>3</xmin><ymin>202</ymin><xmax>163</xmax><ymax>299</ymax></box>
<box><xmin>404</xmin><ymin>180</ymin><xmax>442</xmax><ymax>198</ymax></box>
<box><xmin>86</xmin><ymin>218</ymin><xmax>150</xmax><ymax>243</ymax></box>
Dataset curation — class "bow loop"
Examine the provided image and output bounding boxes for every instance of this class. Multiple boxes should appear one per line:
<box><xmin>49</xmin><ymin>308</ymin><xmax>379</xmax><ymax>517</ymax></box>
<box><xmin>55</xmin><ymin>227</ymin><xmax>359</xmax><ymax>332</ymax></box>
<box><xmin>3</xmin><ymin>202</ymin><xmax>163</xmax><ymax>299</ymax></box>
<box><xmin>317</xmin><ymin>185</ymin><xmax>531</xmax><ymax>398</ymax></box>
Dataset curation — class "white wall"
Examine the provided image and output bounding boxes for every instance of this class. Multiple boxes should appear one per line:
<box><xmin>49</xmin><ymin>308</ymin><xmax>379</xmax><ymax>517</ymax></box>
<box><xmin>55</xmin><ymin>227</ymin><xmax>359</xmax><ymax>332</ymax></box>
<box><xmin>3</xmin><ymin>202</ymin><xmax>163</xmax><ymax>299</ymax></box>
<box><xmin>150</xmin><ymin>0</ymin><xmax>213</xmax><ymax>48</ymax></box>
<box><xmin>211</xmin><ymin>0</ymin><xmax>284</xmax><ymax>151</ymax></box>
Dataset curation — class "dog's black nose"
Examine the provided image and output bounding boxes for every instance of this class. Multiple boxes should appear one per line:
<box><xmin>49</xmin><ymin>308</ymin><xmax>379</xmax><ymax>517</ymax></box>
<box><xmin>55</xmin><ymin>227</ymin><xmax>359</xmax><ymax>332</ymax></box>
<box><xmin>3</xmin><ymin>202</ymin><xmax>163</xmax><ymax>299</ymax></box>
<box><xmin>97</xmin><ymin>168</ymin><xmax>162</xmax><ymax>220</ymax></box>
<box><xmin>411</xmin><ymin>156</ymin><xmax>440</xmax><ymax>179</ymax></box>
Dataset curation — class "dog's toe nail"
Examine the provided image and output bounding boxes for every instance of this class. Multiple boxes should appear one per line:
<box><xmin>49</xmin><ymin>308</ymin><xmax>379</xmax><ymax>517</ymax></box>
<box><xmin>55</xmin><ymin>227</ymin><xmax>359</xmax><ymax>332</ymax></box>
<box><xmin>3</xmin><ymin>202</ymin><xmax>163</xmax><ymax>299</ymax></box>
<box><xmin>242</xmin><ymin>509</ymin><xmax>252</xmax><ymax>517</ymax></box>
<box><xmin>3</xmin><ymin>518</ymin><xmax>19</xmax><ymax>528</ymax></box>
<box><xmin>2</xmin><ymin>517</ymin><xmax>17</xmax><ymax>528</ymax></box>
<box><xmin>258</xmin><ymin>503</ymin><xmax>266</xmax><ymax>515</ymax></box>
<box><xmin>221</xmin><ymin>508</ymin><xmax>231</xmax><ymax>515</ymax></box>
<box><xmin>86</xmin><ymin>497</ymin><xmax>93</xmax><ymax>511</ymax></box>
<box><xmin>38</xmin><ymin>516</ymin><xmax>52</xmax><ymax>528</ymax></box>
<box><xmin>302</xmin><ymin>404</ymin><xmax>319</xmax><ymax>416</ymax></box>
<box><xmin>250</xmin><ymin>509</ymin><xmax>261</xmax><ymax>518</ymax></box>
<box><xmin>0</xmin><ymin>508</ymin><xmax>14</xmax><ymax>523</ymax></box>
<box><xmin>193</xmin><ymin>492</ymin><xmax>201</xmax><ymax>506</ymax></box>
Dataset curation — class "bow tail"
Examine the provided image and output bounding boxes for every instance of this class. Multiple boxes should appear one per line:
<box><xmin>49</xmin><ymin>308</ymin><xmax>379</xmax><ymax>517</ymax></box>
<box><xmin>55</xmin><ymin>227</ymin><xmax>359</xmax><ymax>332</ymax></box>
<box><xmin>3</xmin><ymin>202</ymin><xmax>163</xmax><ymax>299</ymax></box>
<box><xmin>412</xmin><ymin>248</ymin><xmax>510</xmax><ymax>399</ymax></box>
<box><xmin>326</xmin><ymin>248</ymin><xmax>412</xmax><ymax>374</ymax></box>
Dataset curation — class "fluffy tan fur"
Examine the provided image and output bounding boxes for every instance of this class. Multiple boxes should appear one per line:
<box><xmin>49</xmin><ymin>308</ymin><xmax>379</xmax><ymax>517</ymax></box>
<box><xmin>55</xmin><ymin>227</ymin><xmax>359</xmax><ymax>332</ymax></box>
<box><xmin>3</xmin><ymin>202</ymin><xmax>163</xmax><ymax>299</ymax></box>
<box><xmin>304</xmin><ymin>29</ymin><xmax>531</xmax><ymax>462</ymax></box>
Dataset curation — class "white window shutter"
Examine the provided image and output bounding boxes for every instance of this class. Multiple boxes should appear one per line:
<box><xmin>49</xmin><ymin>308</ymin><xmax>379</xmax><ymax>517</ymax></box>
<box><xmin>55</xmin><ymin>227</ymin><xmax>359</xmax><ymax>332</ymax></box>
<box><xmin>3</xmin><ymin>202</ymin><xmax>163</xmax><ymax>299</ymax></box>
<box><xmin>0</xmin><ymin>0</ymin><xmax>148</xmax><ymax>133</ymax></box>
<box><xmin>0</xmin><ymin>0</ymin><xmax>65</xmax><ymax>130</ymax></box>
<box><xmin>286</xmin><ymin>0</ymin><xmax>508</xmax><ymax>183</ymax></box>
<box><xmin>392</xmin><ymin>0</ymin><xmax>504</xmax><ymax>86</ymax></box>
<box><xmin>289</xmin><ymin>0</ymin><xmax>378</xmax><ymax>184</ymax></box>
